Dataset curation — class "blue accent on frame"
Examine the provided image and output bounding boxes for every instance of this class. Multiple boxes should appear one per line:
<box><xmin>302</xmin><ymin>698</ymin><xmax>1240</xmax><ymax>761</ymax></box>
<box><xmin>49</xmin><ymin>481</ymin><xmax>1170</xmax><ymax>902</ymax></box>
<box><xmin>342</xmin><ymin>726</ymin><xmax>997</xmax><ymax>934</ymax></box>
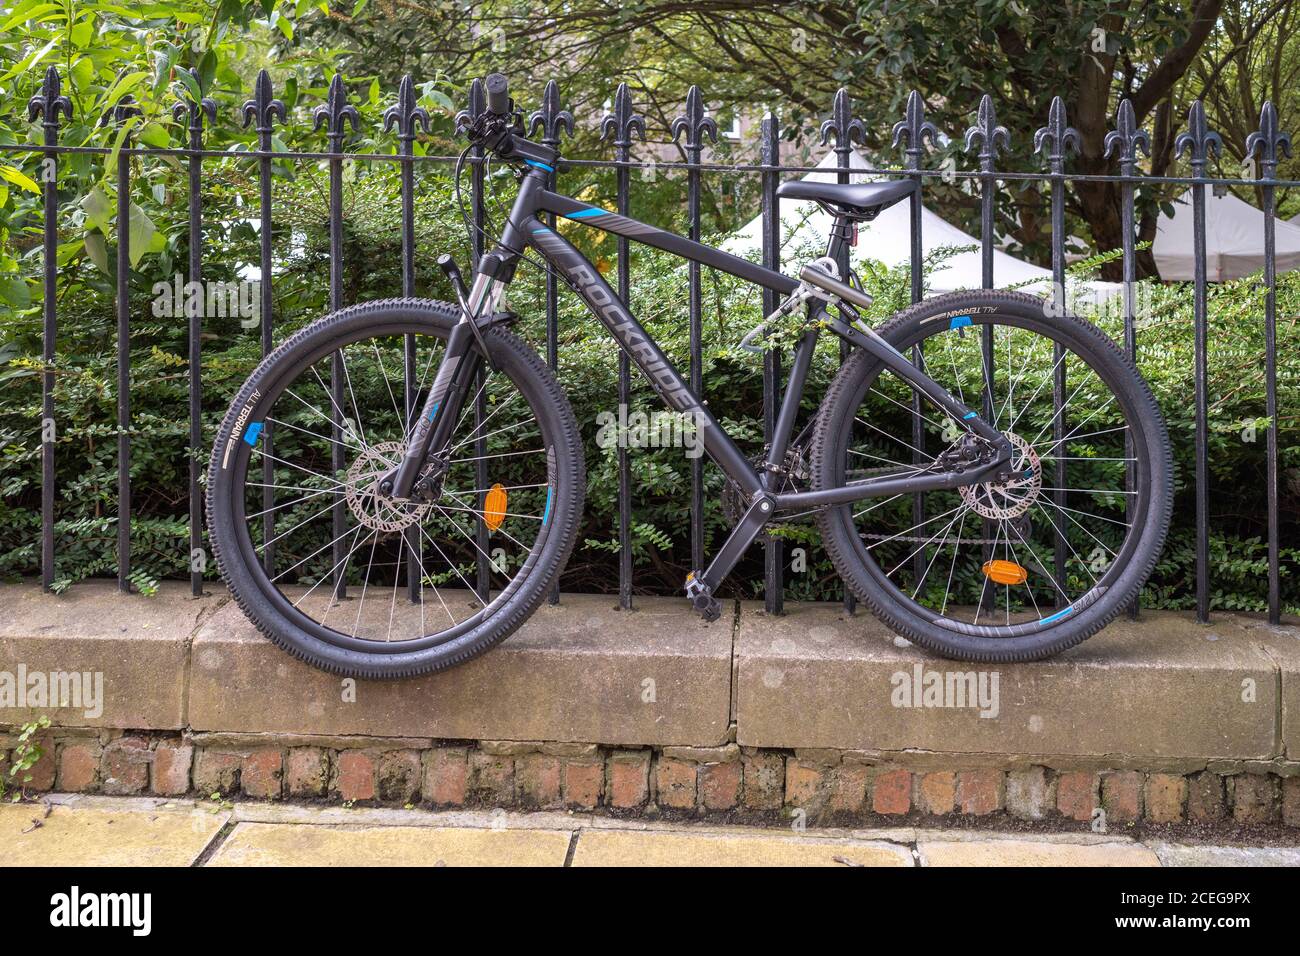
<box><xmin>949</xmin><ymin>315</ymin><xmax>972</xmax><ymax>330</ymax></box>
<box><xmin>524</xmin><ymin>159</ymin><xmax>554</xmax><ymax>172</ymax></box>
<box><xmin>542</xmin><ymin>486</ymin><xmax>553</xmax><ymax>525</ymax></box>
<box><xmin>963</xmin><ymin>411</ymin><xmax>978</xmax><ymax>420</ymax></box>
<box><xmin>1040</xmin><ymin>605</ymin><xmax>1075</xmax><ymax>625</ymax></box>
<box><xmin>531</xmin><ymin>227</ymin><xmax>550</xmax><ymax>233</ymax></box>
<box><xmin>427</xmin><ymin>401</ymin><xmax>440</xmax><ymax>423</ymax></box>
<box><xmin>243</xmin><ymin>421</ymin><xmax>263</xmax><ymax>446</ymax></box>
<box><xmin>566</xmin><ymin>207</ymin><xmax>608</xmax><ymax>219</ymax></box>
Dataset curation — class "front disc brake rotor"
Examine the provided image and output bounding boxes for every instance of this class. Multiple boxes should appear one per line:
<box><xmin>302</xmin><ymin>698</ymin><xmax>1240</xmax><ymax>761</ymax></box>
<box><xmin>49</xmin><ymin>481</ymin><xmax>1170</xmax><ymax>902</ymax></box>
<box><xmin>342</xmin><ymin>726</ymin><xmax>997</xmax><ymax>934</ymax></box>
<box><xmin>346</xmin><ymin>441</ymin><xmax>433</xmax><ymax>532</ymax></box>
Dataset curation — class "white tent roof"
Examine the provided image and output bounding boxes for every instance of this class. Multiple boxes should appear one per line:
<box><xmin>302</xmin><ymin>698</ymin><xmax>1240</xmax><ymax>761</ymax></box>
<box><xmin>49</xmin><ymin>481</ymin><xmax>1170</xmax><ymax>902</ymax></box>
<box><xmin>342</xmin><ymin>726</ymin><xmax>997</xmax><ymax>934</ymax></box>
<box><xmin>1154</xmin><ymin>188</ymin><xmax>1300</xmax><ymax>281</ymax></box>
<box><xmin>725</xmin><ymin>150</ymin><xmax>1118</xmax><ymax>302</ymax></box>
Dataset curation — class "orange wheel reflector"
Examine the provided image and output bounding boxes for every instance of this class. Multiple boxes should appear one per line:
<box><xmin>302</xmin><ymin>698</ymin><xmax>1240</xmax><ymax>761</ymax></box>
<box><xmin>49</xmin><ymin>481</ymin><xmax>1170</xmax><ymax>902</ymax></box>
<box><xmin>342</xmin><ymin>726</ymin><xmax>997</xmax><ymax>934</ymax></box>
<box><xmin>483</xmin><ymin>483</ymin><xmax>508</xmax><ymax>531</ymax></box>
<box><xmin>982</xmin><ymin>559</ymin><xmax>1028</xmax><ymax>586</ymax></box>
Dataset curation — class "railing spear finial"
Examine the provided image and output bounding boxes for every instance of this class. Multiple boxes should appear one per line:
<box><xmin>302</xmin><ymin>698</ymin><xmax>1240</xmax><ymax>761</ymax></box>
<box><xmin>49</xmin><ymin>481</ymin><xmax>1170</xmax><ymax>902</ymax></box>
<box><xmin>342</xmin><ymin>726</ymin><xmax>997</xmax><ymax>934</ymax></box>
<box><xmin>1104</xmin><ymin>98</ymin><xmax>1150</xmax><ymax>170</ymax></box>
<box><xmin>171</xmin><ymin>66</ymin><xmax>216</xmax><ymax>133</ymax></box>
<box><xmin>820</xmin><ymin>87</ymin><xmax>866</xmax><ymax>153</ymax></box>
<box><xmin>313</xmin><ymin>73</ymin><xmax>360</xmax><ymax>143</ymax></box>
<box><xmin>672</xmin><ymin>84</ymin><xmax>718</xmax><ymax>153</ymax></box>
<box><xmin>528</xmin><ymin>79</ymin><xmax>574</xmax><ymax>148</ymax></box>
<box><xmin>28</xmin><ymin>65</ymin><xmax>73</xmax><ymax>127</ymax></box>
<box><xmin>240</xmin><ymin>68</ymin><xmax>286</xmax><ymax>136</ymax></box>
<box><xmin>890</xmin><ymin>90</ymin><xmax>937</xmax><ymax>169</ymax></box>
<box><xmin>383</xmin><ymin>74</ymin><xmax>431</xmax><ymax>142</ymax></box>
<box><xmin>600</xmin><ymin>82</ymin><xmax>646</xmax><ymax>149</ymax></box>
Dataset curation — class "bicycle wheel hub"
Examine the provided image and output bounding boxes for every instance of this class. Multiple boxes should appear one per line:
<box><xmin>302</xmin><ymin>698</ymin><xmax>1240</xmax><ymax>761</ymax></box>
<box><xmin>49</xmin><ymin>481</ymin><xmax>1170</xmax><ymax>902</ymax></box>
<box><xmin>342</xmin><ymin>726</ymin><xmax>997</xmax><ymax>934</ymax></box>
<box><xmin>346</xmin><ymin>441</ymin><xmax>433</xmax><ymax>532</ymax></box>
<box><xmin>958</xmin><ymin>432</ymin><xmax>1041</xmax><ymax>520</ymax></box>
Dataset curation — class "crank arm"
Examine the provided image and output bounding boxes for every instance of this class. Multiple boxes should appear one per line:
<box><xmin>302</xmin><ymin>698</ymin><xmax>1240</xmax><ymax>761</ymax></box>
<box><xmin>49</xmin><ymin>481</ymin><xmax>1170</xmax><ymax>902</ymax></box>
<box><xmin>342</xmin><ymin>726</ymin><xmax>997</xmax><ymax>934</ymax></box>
<box><xmin>691</xmin><ymin>491</ymin><xmax>778</xmax><ymax>597</ymax></box>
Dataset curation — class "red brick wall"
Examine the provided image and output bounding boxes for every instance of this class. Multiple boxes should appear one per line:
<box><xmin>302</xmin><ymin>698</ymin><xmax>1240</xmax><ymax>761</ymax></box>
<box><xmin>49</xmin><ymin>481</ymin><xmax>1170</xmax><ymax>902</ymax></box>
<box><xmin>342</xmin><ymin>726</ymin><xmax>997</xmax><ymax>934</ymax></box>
<box><xmin>8</xmin><ymin>729</ymin><xmax>1299</xmax><ymax>831</ymax></box>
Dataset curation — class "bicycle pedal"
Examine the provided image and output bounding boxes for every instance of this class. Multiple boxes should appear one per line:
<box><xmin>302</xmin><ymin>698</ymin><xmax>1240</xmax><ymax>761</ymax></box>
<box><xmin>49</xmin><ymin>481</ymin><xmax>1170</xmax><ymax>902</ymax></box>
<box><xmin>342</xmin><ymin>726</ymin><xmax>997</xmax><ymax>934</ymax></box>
<box><xmin>684</xmin><ymin>572</ymin><xmax>722</xmax><ymax>623</ymax></box>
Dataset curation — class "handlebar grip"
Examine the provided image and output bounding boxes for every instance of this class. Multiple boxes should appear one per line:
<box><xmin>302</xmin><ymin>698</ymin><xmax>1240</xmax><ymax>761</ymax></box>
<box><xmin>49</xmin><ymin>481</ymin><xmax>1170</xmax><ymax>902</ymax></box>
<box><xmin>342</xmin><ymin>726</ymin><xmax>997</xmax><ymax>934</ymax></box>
<box><xmin>484</xmin><ymin>73</ymin><xmax>510</xmax><ymax>115</ymax></box>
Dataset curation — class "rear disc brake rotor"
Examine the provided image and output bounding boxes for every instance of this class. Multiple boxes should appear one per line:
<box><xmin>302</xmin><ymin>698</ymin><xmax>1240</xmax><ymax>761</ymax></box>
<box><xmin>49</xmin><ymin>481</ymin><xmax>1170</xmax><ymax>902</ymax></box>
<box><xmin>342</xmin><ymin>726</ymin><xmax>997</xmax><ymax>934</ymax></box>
<box><xmin>958</xmin><ymin>432</ymin><xmax>1041</xmax><ymax>520</ymax></box>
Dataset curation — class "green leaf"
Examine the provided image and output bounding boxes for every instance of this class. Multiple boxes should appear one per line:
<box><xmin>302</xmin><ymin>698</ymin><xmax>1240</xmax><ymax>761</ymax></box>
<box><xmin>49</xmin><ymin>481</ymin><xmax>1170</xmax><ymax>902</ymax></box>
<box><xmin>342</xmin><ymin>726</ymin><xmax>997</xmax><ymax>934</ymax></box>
<box><xmin>198</xmin><ymin>48</ymin><xmax>217</xmax><ymax>92</ymax></box>
<box><xmin>175</xmin><ymin>68</ymin><xmax>201</xmax><ymax>102</ymax></box>
<box><xmin>81</xmin><ymin>185</ymin><xmax>112</xmax><ymax>230</ymax></box>
<box><xmin>138</xmin><ymin>122</ymin><xmax>170</xmax><ymax>149</ymax></box>
<box><xmin>83</xmin><ymin>232</ymin><xmax>108</xmax><ymax>273</ymax></box>
<box><xmin>127</xmin><ymin>204</ymin><xmax>156</xmax><ymax>268</ymax></box>
<box><xmin>70</xmin><ymin>56</ymin><xmax>95</xmax><ymax>91</ymax></box>
<box><xmin>0</xmin><ymin>0</ymin><xmax>60</xmax><ymax>33</ymax></box>
<box><xmin>101</xmin><ymin>70</ymin><xmax>150</xmax><ymax>111</ymax></box>
<box><xmin>0</xmin><ymin>165</ymin><xmax>39</xmax><ymax>194</ymax></box>
<box><xmin>0</xmin><ymin>276</ymin><xmax>30</xmax><ymax>308</ymax></box>
<box><xmin>103</xmin><ymin>117</ymin><xmax>139</xmax><ymax>180</ymax></box>
<box><xmin>0</xmin><ymin>36</ymin><xmax>58</xmax><ymax>83</ymax></box>
<box><xmin>69</xmin><ymin>16</ymin><xmax>94</xmax><ymax>48</ymax></box>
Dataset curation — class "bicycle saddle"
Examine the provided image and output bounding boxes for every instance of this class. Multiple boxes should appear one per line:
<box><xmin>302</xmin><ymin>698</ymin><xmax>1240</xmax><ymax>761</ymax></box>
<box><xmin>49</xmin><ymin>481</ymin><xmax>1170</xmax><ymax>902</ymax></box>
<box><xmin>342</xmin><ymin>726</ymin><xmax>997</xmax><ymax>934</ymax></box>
<box><xmin>776</xmin><ymin>179</ymin><xmax>916</xmax><ymax>219</ymax></box>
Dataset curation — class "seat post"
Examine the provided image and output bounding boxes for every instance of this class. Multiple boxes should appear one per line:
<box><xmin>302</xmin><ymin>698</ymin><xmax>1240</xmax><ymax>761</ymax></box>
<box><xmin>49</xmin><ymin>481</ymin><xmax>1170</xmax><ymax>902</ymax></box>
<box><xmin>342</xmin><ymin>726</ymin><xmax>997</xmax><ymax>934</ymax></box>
<box><xmin>824</xmin><ymin>212</ymin><xmax>854</xmax><ymax>273</ymax></box>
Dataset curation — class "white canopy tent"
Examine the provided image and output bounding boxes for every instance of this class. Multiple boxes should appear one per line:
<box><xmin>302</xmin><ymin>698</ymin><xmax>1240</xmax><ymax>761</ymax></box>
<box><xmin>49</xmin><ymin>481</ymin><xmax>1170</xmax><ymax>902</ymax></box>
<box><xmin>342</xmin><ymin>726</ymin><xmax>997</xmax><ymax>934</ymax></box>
<box><xmin>1153</xmin><ymin>188</ymin><xmax>1300</xmax><ymax>281</ymax></box>
<box><xmin>724</xmin><ymin>150</ymin><xmax>1119</xmax><ymax>302</ymax></box>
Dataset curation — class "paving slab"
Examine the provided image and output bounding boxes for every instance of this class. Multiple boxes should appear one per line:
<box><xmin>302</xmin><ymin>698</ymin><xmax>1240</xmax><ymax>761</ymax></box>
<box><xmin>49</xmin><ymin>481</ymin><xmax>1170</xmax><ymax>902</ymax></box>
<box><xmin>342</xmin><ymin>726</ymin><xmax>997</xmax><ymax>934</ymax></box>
<box><xmin>0</xmin><ymin>581</ymin><xmax>219</xmax><ymax>730</ymax></box>
<box><xmin>189</xmin><ymin>593</ymin><xmax>731</xmax><ymax>745</ymax></box>
<box><xmin>735</xmin><ymin>602</ymin><xmax>1280</xmax><ymax>759</ymax></box>
<box><xmin>570</xmin><ymin>829</ymin><xmax>913</xmax><ymax>867</ymax></box>
<box><xmin>917</xmin><ymin>837</ymin><xmax>1159</xmax><ymax>867</ymax></box>
<box><xmin>0</xmin><ymin>800</ymin><xmax>227</xmax><ymax>866</ymax></box>
<box><xmin>206</xmin><ymin>821</ymin><xmax>571</xmax><ymax>866</ymax></box>
<box><xmin>1146</xmin><ymin>842</ymin><xmax>1300</xmax><ymax>867</ymax></box>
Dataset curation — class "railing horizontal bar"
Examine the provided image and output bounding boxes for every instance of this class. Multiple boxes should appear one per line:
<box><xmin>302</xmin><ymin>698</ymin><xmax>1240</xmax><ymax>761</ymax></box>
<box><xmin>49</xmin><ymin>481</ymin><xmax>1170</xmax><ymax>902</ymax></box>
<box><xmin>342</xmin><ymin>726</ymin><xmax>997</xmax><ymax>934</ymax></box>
<box><xmin>0</xmin><ymin>142</ymin><xmax>1295</xmax><ymax>187</ymax></box>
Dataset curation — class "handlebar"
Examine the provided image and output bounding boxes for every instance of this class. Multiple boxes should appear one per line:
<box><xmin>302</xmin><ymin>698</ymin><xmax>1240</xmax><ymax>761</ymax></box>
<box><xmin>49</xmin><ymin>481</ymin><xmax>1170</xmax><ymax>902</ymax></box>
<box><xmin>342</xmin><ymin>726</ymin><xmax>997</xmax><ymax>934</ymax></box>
<box><xmin>460</xmin><ymin>73</ymin><xmax>560</xmax><ymax>171</ymax></box>
<box><xmin>484</xmin><ymin>73</ymin><xmax>511</xmax><ymax>116</ymax></box>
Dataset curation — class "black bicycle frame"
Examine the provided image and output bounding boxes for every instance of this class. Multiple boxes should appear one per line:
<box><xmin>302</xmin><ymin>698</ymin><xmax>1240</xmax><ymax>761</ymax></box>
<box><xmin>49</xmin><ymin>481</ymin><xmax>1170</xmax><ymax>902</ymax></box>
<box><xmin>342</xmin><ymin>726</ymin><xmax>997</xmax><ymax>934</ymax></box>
<box><xmin>393</xmin><ymin>164</ymin><xmax>1014</xmax><ymax>591</ymax></box>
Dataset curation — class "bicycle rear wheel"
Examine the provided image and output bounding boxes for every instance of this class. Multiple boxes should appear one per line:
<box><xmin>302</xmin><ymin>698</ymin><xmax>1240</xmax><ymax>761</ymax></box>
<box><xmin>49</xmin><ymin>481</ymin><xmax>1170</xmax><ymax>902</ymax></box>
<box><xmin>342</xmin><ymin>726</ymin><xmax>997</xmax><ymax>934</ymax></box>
<box><xmin>811</xmin><ymin>290</ymin><xmax>1172</xmax><ymax>661</ymax></box>
<box><xmin>206</xmin><ymin>298</ymin><xmax>585</xmax><ymax>678</ymax></box>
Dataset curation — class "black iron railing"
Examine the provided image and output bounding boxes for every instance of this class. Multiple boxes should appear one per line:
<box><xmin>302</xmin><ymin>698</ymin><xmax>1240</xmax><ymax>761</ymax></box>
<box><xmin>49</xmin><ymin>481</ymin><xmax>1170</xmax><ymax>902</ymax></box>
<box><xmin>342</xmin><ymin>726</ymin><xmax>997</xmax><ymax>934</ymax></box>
<box><xmin>7</xmin><ymin>66</ymin><xmax>1297</xmax><ymax>624</ymax></box>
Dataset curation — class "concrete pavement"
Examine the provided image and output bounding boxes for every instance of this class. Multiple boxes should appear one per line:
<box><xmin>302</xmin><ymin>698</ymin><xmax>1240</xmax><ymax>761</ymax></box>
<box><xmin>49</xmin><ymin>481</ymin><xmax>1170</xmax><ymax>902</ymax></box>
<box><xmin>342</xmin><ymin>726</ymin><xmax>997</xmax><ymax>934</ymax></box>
<box><xmin>3</xmin><ymin>795</ymin><xmax>1297</xmax><ymax>867</ymax></box>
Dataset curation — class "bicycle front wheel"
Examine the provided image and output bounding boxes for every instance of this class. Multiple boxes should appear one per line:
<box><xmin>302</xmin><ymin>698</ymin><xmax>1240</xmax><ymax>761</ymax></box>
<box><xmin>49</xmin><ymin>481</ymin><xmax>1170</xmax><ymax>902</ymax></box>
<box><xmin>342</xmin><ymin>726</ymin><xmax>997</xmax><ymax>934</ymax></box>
<box><xmin>811</xmin><ymin>290</ymin><xmax>1172</xmax><ymax>662</ymax></box>
<box><xmin>206</xmin><ymin>298</ymin><xmax>585</xmax><ymax>679</ymax></box>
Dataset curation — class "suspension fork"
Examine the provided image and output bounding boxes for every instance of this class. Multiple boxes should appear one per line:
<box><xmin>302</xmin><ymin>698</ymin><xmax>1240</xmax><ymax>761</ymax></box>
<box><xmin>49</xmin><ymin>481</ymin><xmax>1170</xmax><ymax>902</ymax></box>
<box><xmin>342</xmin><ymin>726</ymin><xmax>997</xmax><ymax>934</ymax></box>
<box><xmin>383</xmin><ymin>272</ymin><xmax>504</xmax><ymax>500</ymax></box>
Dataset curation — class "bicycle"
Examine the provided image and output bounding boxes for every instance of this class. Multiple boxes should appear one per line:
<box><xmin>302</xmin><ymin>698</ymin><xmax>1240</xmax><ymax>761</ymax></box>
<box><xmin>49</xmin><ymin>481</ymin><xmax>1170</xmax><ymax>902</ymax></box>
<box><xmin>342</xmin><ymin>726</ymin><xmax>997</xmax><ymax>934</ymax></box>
<box><xmin>207</xmin><ymin>73</ymin><xmax>1172</xmax><ymax>678</ymax></box>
